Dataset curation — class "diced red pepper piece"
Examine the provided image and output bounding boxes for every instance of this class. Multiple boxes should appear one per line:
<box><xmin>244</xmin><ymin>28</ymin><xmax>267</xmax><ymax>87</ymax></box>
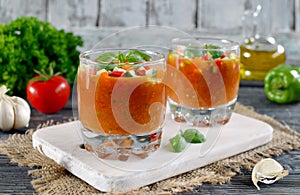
<box><xmin>220</xmin><ymin>54</ymin><xmax>225</xmax><ymax>59</ymax></box>
<box><xmin>144</xmin><ymin>66</ymin><xmax>151</xmax><ymax>70</ymax></box>
<box><xmin>202</xmin><ymin>54</ymin><xmax>210</xmax><ymax>60</ymax></box>
<box><xmin>109</xmin><ymin>71</ymin><xmax>125</xmax><ymax>77</ymax></box>
<box><xmin>150</xmin><ymin>133</ymin><xmax>157</xmax><ymax>142</ymax></box>
<box><xmin>214</xmin><ymin>59</ymin><xmax>222</xmax><ymax>67</ymax></box>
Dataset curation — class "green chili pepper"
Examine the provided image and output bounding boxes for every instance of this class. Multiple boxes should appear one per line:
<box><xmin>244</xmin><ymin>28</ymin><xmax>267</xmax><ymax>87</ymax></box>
<box><xmin>264</xmin><ymin>64</ymin><xmax>300</xmax><ymax>104</ymax></box>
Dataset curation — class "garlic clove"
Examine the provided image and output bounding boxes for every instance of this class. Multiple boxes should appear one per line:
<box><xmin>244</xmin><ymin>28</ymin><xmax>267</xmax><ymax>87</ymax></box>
<box><xmin>11</xmin><ymin>96</ymin><xmax>31</xmax><ymax>129</ymax></box>
<box><xmin>0</xmin><ymin>97</ymin><xmax>15</xmax><ymax>131</ymax></box>
<box><xmin>0</xmin><ymin>85</ymin><xmax>31</xmax><ymax>132</ymax></box>
<box><xmin>252</xmin><ymin>158</ymin><xmax>289</xmax><ymax>190</ymax></box>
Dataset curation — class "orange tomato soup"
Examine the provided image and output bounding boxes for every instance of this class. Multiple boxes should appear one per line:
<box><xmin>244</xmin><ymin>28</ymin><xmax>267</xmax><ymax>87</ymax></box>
<box><xmin>77</xmin><ymin>68</ymin><xmax>166</xmax><ymax>135</ymax></box>
<box><xmin>166</xmin><ymin>53</ymin><xmax>240</xmax><ymax>108</ymax></box>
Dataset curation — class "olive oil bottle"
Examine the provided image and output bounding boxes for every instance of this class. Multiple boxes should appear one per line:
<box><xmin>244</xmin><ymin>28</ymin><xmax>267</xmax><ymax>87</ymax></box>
<box><xmin>240</xmin><ymin>1</ymin><xmax>286</xmax><ymax>81</ymax></box>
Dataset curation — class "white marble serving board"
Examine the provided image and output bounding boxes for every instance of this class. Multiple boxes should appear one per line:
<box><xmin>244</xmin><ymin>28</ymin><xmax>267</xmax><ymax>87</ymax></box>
<box><xmin>32</xmin><ymin>112</ymin><xmax>273</xmax><ymax>193</ymax></box>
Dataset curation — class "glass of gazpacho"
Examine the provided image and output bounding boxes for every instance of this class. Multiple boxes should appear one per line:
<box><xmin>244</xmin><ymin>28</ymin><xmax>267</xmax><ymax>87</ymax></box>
<box><xmin>166</xmin><ymin>38</ymin><xmax>240</xmax><ymax>127</ymax></box>
<box><xmin>77</xmin><ymin>49</ymin><xmax>166</xmax><ymax>161</ymax></box>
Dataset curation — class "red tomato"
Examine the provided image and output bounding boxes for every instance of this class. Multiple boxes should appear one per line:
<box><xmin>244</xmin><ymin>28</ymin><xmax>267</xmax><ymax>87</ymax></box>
<box><xmin>109</xmin><ymin>71</ymin><xmax>125</xmax><ymax>77</ymax></box>
<box><xmin>26</xmin><ymin>75</ymin><xmax>70</xmax><ymax>114</ymax></box>
<box><xmin>214</xmin><ymin>59</ymin><xmax>222</xmax><ymax>67</ymax></box>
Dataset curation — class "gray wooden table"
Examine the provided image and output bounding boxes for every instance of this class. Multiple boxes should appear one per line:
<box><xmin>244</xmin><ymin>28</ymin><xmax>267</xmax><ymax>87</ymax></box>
<box><xmin>0</xmin><ymin>84</ymin><xmax>299</xmax><ymax>194</ymax></box>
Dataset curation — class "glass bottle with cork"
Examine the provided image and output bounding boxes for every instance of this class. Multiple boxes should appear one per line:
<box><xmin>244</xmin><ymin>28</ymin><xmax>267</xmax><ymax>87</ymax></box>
<box><xmin>240</xmin><ymin>0</ymin><xmax>286</xmax><ymax>81</ymax></box>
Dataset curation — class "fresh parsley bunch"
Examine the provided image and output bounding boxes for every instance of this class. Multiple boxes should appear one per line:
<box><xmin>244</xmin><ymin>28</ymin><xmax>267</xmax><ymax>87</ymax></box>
<box><xmin>0</xmin><ymin>16</ymin><xmax>83</xmax><ymax>96</ymax></box>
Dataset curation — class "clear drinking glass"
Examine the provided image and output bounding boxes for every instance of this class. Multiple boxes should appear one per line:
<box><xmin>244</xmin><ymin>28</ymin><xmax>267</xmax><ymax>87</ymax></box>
<box><xmin>76</xmin><ymin>49</ymin><xmax>166</xmax><ymax>161</ymax></box>
<box><xmin>166</xmin><ymin>38</ymin><xmax>240</xmax><ymax>127</ymax></box>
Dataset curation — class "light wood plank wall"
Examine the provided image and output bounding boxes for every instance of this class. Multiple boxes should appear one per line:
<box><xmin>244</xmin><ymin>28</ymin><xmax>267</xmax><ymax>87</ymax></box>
<box><xmin>0</xmin><ymin>0</ymin><xmax>298</xmax><ymax>33</ymax></box>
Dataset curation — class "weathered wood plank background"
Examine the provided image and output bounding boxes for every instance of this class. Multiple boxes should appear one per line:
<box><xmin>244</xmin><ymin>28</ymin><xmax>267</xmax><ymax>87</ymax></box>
<box><xmin>0</xmin><ymin>0</ymin><xmax>298</xmax><ymax>31</ymax></box>
<box><xmin>0</xmin><ymin>0</ymin><xmax>299</xmax><ymax>61</ymax></box>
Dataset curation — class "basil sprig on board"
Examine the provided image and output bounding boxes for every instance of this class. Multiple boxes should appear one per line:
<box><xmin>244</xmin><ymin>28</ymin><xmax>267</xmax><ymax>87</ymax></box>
<box><xmin>170</xmin><ymin>129</ymin><xmax>206</xmax><ymax>153</ymax></box>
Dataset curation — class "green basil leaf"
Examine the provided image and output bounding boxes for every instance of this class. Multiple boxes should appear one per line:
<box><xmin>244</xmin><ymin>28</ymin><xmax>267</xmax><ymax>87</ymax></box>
<box><xmin>95</xmin><ymin>50</ymin><xmax>152</xmax><ymax>71</ymax></box>
<box><xmin>184</xmin><ymin>45</ymin><xmax>224</xmax><ymax>59</ymax></box>
<box><xmin>123</xmin><ymin>71</ymin><xmax>133</xmax><ymax>77</ymax></box>
<box><xmin>118</xmin><ymin>51</ymin><xmax>126</xmax><ymax>63</ymax></box>
<box><xmin>126</xmin><ymin>50</ymin><xmax>152</xmax><ymax>62</ymax></box>
<box><xmin>104</xmin><ymin>63</ymin><xmax>118</xmax><ymax>71</ymax></box>
<box><xmin>204</xmin><ymin>44</ymin><xmax>224</xmax><ymax>59</ymax></box>
<box><xmin>183</xmin><ymin>45</ymin><xmax>202</xmax><ymax>59</ymax></box>
<box><xmin>169</xmin><ymin>134</ymin><xmax>187</xmax><ymax>153</ymax></box>
<box><xmin>182</xmin><ymin>129</ymin><xmax>206</xmax><ymax>143</ymax></box>
<box><xmin>125</xmin><ymin>55</ymin><xmax>142</xmax><ymax>63</ymax></box>
<box><xmin>96</xmin><ymin>52</ymin><xmax>117</xmax><ymax>62</ymax></box>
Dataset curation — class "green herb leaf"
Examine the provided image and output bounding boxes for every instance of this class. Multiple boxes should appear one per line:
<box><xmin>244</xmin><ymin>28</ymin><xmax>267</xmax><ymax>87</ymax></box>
<box><xmin>123</xmin><ymin>71</ymin><xmax>133</xmax><ymax>77</ymax></box>
<box><xmin>96</xmin><ymin>50</ymin><xmax>152</xmax><ymax>64</ymax></box>
<box><xmin>184</xmin><ymin>45</ymin><xmax>202</xmax><ymax>59</ymax></box>
<box><xmin>169</xmin><ymin>129</ymin><xmax>206</xmax><ymax>153</ymax></box>
<box><xmin>125</xmin><ymin>50</ymin><xmax>152</xmax><ymax>62</ymax></box>
<box><xmin>104</xmin><ymin>64</ymin><xmax>119</xmax><ymax>71</ymax></box>
<box><xmin>95</xmin><ymin>50</ymin><xmax>152</xmax><ymax>71</ymax></box>
<box><xmin>118</xmin><ymin>51</ymin><xmax>126</xmax><ymax>63</ymax></box>
<box><xmin>95</xmin><ymin>52</ymin><xmax>117</xmax><ymax>62</ymax></box>
<box><xmin>204</xmin><ymin>44</ymin><xmax>224</xmax><ymax>59</ymax></box>
<box><xmin>0</xmin><ymin>16</ymin><xmax>83</xmax><ymax>97</ymax></box>
<box><xmin>182</xmin><ymin>129</ymin><xmax>206</xmax><ymax>143</ymax></box>
<box><xmin>169</xmin><ymin>134</ymin><xmax>187</xmax><ymax>153</ymax></box>
<box><xmin>95</xmin><ymin>52</ymin><xmax>120</xmax><ymax>71</ymax></box>
<box><xmin>183</xmin><ymin>45</ymin><xmax>224</xmax><ymax>59</ymax></box>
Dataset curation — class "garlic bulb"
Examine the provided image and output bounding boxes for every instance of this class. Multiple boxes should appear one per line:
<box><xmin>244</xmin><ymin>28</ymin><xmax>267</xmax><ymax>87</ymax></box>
<box><xmin>0</xmin><ymin>85</ymin><xmax>31</xmax><ymax>131</ymax></box>
<box><xmin>252</xmin><ymin>158</ymin><xmax>289</xmax><ymax>190</ymax></box>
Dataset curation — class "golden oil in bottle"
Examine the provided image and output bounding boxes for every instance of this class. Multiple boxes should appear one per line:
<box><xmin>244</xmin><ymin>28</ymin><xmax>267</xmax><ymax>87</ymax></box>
<box><xmin>240</xmin><ymin>1</ymin><xmax>286</xmax><ymax>81</ymax></box>
<box><xmin>240</xmin><ymin>37</ymin><xmax>286</xmax><ymax>81</ymax></box>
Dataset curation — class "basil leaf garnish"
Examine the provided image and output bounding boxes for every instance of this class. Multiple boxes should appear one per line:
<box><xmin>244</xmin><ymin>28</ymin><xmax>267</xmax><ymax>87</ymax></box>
<box><xmin>182</xmin><ymin>129</ymin><xmax>206</xmax><ymax>143</ymax></box>
<box><xmin>183</xmin><ymin>44</ymin><xmax>224</xmax><ymax>59</ymax></box>
<box><xmin>169</xmin><ymin>134</ymin><xmax>187</xmax><ymax>153</ymax></box>
<box><xmin>126</xmin><ymin>50</ymin><xmax>152</xmax><ymax>62</ymax></box>
<box><xmin>95</xmin><ymin>50</ymin><xmax>152</xmax><ymax>71</ymax></box>
<box><xmin>204</xmin><ymin>44</ymin><xmax>224</xmax><ymax>59</ymax></box>
<box><xmin>118</xmin><ymin>51</ymin><xmax>126</xmax><ymax>63</ymax></box>
<box><xmin>184</xmin><ymin>45</ymin><xmax>202</xmax><ymax>59</ymax></box>
<box><xmin>95</xmin><ymin>52</ymin><xmax>117</xmax><ymax>62</ymax></box>
<box><xmin>169</xmin><ymin>129</ymin><xmax>206</xmax><ymax>153</ymax></box>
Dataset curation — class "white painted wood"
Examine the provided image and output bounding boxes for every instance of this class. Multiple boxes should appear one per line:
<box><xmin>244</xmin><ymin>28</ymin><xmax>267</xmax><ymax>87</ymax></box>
<box><xmin>249</xmin><ymin>0</ymin><xmax>294</xmax><ymax>33</ymax></box>
<box><xmin>248</xmin><ymin>0</ymin><xmax>273</xmax><ymax>37</ymax></box>
<box><xmin>148</xmin><ymin>0</ymin><xmax>197</xmax><ymax>30</ymax></box>
<box><xmin>0</xmin><ymin>0</ymin><xmax>47</xmax><ymax>24</ymax></box>
<box><xmin>296</xmin><ymin>0</ymin><xmax>300</xmax><ymax>32</ymax></box>
<box><xmin>32</xmin><ymin>111</ymin><xmax>273</xmax><ymax>193</ymax></box>
<box><xmin>0</xmin><ymin>0</ymin><xmax>298</xmax><ymax>33</ymax></box>
<box><xmin>99</xmin><ymin>0</ymin><xmax>147</xmax><ymax>27</ymax></box>
<box><xmin>271</xmin><ymin>0</ymin><xmax>294</xmax><ymax>32</ymax></box>
<box><xmin>48</xmin><ymin>0</ymin><xmax>98</xmax><ymax>29</ymax></box>
<box><xmin>197</xmin><ymin>0</ymin><xmax>245</xmax><ymax>32</ymax></box>
<box><xmin>70</xmin><ymin>27</ymin><xmax>300</xmax><ymax>62</ymax></box>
